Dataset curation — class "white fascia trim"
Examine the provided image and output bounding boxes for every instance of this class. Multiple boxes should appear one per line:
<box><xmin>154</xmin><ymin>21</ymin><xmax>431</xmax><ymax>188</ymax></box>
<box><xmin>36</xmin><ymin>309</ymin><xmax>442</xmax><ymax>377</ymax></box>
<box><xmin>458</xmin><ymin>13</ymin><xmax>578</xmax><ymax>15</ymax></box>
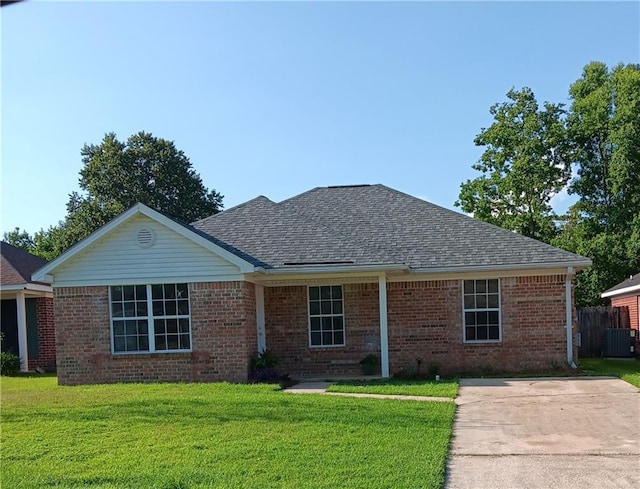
<box><xmin>411</xmin><ymin>260</ymin><xmax>592</xmax><ymax>275</ymax></box>
<box><xmin>50</xmin><ymin>274</ymin><xmax>246</xmax><ymax>288</ymax></box>
<box><xmin>256</xmin><ymin>263</ymin><xmax>410</xmax><ymax>275</ymax></box>
<box><xmin>601</xmin><ymin>284</ymin><xmax>640</xmax><ymax>299</ymax></box>
<box><xmin>32</xmin><ymin>203</ymin><xmax>255</xmax><ymax>282</ymax></box>
<box><xmin>0</xmin><ymin>283</ymin><xmax>53</xmax><ymax>293</ymax></box>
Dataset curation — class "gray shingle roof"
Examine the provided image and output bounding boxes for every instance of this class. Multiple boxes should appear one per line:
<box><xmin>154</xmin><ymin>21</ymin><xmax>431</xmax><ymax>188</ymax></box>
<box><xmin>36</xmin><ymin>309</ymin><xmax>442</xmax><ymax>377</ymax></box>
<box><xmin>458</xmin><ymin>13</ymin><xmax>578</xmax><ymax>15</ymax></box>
<box><xmin>603</xmin><ymin>272</ymin><xmax>640</xmax><ymax>295</ymax></box>
<box><xmin>192</xmin><ymin>184</ymin><xmax>590</xmax><ymax>271</ymax></box>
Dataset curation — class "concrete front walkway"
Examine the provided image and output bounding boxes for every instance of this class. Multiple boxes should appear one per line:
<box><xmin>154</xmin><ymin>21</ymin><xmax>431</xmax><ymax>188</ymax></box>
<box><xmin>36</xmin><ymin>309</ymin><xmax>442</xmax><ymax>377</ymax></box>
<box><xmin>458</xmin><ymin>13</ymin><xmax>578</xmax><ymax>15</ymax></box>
<box><xmin>446</xmin><ymin>377</ymin><xmax>640</xmax><ymax>489</ymax></box>
<box><xmin>283</xmin><ymin>381</ymin><xmax>453</xmax><ymax>402</ymax></box>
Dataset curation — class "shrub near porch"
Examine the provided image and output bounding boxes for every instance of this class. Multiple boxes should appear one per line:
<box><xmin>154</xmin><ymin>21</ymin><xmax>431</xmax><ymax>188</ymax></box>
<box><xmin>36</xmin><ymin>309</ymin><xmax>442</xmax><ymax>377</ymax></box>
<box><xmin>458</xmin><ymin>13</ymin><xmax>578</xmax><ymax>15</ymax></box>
<box><xmin>1</xmin><ymin>377</ymin><xmax>456</xmax><ymax>489</ymax></box>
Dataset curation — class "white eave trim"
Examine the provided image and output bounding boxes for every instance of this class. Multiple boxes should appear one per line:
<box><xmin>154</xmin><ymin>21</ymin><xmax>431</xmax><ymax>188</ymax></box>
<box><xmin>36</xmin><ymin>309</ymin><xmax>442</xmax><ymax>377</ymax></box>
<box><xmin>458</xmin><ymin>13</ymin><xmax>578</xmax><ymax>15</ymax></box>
<box><xmin>0</xmin><ymin>283</ymin><xmax>53</xmax><ymax>293</ymax></box>
<box><xmin>602</xmin><ymin>283</ymin><xmax>640</xmax><ymax>299</ymax></box>
<box><xmin>31</xmin><ymin>203</ymin><xmax>256</xmax><ymax>282</ymax></box>
<box><xmin>252</xmin><ymin>259</ymin><xmax>591</xmax><ymax>281</ymax></box>
<box><xmin>411</xmin><ymin>260</ymin><xmax>592</xmax><ymax>274</ymax></box>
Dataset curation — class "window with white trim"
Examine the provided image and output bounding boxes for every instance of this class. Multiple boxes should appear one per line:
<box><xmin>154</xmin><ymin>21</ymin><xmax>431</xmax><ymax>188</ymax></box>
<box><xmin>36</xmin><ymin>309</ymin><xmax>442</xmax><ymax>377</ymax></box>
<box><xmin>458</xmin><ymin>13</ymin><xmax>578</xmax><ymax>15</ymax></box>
<box><xmin>463</xmin><ymin>279</ymin><xmax>501</xmax><ymax>342</ymax></box>
<box><xmin>308</xmin><ymin>285</ymin><xmax>345</xmax><ymax>347</ymax></box>
<box><xmin>110</xmin><ymin>283</ymin><xmax>191</xmax><ymax>353</ymax></box>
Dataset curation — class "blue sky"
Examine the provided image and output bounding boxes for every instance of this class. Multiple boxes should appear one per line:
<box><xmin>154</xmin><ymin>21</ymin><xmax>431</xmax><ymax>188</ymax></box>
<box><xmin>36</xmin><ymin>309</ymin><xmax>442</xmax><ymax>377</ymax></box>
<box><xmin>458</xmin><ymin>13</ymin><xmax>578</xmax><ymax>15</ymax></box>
<box><xmin>1</xmin><ymin>0</ymin><xmax>638</xmax><ymax>235</ymax></box>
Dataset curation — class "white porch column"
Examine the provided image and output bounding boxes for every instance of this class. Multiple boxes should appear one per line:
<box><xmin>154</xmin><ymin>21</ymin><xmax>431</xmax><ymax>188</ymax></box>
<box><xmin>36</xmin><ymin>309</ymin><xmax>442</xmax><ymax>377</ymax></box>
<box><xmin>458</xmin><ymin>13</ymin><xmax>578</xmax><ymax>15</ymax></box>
<box><xmin>255</xmin><ymin>285</ymin><xmax>266</xmax><ymax>353</ymax></box>
<box><xmin>378</xmin><ymin>274</ymin><xmax>390</xmax><ymax>377</ymax></box>
<box><xmin>16</xmin><ymin>291</ymin><xmax>29</xmax><ymax>372</ymax></box>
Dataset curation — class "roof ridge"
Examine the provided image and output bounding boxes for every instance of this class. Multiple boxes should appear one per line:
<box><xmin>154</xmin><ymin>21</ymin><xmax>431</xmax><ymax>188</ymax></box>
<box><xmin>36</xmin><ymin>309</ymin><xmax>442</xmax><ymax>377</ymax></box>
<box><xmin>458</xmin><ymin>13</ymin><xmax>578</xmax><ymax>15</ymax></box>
<box><xmin>191</xmin><ymin>195</ymin><xmax>275</xmax><ymax>226</ymax></box>
<box><xmin>275</xmin><ymin>186</ymin><xmax>324</xmax><ymax>206</ymax></box>
<box><xmin>279</xmin><ymin>191</ymin><xmax>403</xmax><ymax>264</ymax></box>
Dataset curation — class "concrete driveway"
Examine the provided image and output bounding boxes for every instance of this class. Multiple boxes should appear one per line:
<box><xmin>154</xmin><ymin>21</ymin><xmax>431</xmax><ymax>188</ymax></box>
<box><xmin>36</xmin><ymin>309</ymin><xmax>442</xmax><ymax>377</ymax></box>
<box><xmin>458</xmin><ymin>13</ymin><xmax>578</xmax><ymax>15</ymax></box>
<box><xmin>445</xmin><ymin>377</ymin><xmax>639</xmax><ymax>489</ymax></box>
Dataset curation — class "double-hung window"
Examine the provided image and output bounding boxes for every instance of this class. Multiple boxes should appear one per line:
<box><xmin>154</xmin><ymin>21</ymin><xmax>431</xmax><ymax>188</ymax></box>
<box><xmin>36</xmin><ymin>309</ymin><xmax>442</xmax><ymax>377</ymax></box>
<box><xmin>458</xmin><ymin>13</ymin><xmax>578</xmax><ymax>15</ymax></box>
<box><xmin>463</xmin><ymin>279</ymin><xmax>501</xmax><ymax>342</ymax></box>
<box><xmin>308</xmin><ymin>285</ymin><xmax>345</xmax><ymax>347</ymax></box>
<box><xmin>110</xmin><ymin>283</ymin><xmax>191</xmax><ymax>353</ymax></box>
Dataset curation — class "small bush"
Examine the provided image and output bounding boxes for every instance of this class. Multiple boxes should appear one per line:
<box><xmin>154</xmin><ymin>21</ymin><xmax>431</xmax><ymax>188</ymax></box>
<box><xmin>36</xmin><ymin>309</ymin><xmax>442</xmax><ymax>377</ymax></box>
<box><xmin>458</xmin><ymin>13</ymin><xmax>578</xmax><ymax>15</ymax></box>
<box><xmin>248</xmin><ymin>350</ymin><xmax>293</xmax><ymax>387</ymax></box>
<box><xmin>1</xmin><ymin>351</ymin><xmax>20</xmax><ymax>376</ymax></box>
<box><xmin>250</xmin><ymin>349</ymin><xmax>278</xmax><ymax>372</ymax></box>
<box><xmin>359</xmin><ymin>354</ymin><xmax>378</xmax><ymax>365</ymax></box>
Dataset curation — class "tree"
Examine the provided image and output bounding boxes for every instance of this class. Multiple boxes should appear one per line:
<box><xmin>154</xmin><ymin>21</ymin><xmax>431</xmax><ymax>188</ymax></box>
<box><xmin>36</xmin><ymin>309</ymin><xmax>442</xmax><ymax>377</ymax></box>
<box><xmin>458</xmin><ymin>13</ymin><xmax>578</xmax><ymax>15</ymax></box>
<box><xmin>3</xmin><ymin>228</ymin><xmax>35</xmax><ymax>252</ymax></box>
<box><xmin>554</xmin><ymin>62</ymin><xmax>640</xmax><ymax>306</ymax></box>
<box><xmin>74</xmin><ymin>131</ymin><xmax>222</xmax><ymax>222</ymax></box>
<box><xmin>7</xmin><ymin>131</ymin><xmax>223</xmax><ymax>260</ymax></box>
<box><xmin>456</xmin><ymin>88</ymin><xmax>571</xmax><ymax>242</ymax></box>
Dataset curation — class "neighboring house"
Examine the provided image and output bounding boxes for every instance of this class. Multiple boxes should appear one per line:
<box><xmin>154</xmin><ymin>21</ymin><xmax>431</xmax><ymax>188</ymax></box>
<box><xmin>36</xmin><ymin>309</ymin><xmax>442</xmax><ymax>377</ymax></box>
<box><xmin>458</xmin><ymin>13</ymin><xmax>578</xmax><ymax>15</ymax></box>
<box><xmin>1</xmin><ymin>242</ymin><xmax>56</xmax><ymax>371</ymax></box>
<box><xmin>32</xmin><ymin>185</ymin><xmax>591</xmax><ymax>385</ymax></box>
<box><xmin>602</xmin><ymin>273</ymin><xmax>640</xmax><ymax>333</ymax></box>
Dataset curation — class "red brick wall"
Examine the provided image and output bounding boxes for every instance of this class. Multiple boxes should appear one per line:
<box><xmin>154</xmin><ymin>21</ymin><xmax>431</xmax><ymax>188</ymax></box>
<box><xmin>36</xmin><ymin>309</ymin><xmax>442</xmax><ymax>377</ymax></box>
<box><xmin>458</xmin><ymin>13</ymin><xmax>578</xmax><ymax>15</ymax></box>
<box><xmin>29</xmin><ymin>297</ymin><xmax>56</xmax><ymax>371</ymax></box>
<box><xmin>53</xmin><ymin>282</ymin><xmax>256</xmax><ymax>385</ymax></box>
<box><xmin>264</xmin><ymin>275</ymin><xmax>571</xmax><ymax>378</ymax></box>
<box><xmin>611</xmin><ymin>295</ymin><xmax>640</xmax><ymax>354</ymax></box>
<box><xmin>388</xmin><ymin>275</ymin><xmax>569</xmax><ymax>375</ymax></box>
<box><xmin>264</xmin><ymin>284</ymin><xmax>381</xmax><ymax>377</ymax></box>
<box><xmin>611</xmin><ymin>295</ymin><xmax>640</xmax><ymax>331</ymax></box>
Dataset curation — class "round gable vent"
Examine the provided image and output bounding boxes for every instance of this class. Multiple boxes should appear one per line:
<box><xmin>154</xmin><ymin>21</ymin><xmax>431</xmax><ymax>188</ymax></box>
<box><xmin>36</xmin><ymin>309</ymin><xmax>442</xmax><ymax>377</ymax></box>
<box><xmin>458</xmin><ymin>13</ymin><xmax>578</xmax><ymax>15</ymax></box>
<box><xmin>136</xmin><ymin>228</ymin><xmax>156</xmax><ymax>248</ymax></box>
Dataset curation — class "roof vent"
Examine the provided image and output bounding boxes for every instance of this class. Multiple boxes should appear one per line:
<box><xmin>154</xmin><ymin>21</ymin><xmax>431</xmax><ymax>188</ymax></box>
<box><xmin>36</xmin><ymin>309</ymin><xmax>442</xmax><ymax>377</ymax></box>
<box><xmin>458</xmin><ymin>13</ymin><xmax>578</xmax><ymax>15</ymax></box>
<box><xmin>136</xmin><ymin>228</ymin><xmax>156</xmax><ymax>248</ymax></box>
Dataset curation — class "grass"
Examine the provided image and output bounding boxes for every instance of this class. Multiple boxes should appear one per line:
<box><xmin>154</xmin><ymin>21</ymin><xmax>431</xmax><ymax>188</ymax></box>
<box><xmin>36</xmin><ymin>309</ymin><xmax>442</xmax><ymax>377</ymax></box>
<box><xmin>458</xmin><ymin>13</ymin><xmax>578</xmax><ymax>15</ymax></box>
<box><xmin>0</xmin><ymin>377</ymin><xmax>455</xmax><ymax>489</ymax></box>
<box><xmin>578</xmin><ymin>357</ymin><xmax>640</xmax><ymax>388</ymax></box>
<box><xmin>326</xmin><ymin>378</ymin><xmax>459</xmax><ymax>398</ymax></box>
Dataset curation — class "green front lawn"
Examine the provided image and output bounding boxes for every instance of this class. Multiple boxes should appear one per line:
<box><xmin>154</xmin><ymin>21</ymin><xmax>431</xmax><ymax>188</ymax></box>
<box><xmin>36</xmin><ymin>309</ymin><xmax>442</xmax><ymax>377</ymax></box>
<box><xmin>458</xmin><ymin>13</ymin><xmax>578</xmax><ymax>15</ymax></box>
<box><xmin>1</xmin><ymin>377</ymin><xmax>455</xmax><ymax>489</ymax></box>
<box><xmin>326</xmin><ymin>378</ymin><xmax>459</xmax><ymax>398</ymax></box>
<box><xmin>578</xmin><ymin>357</ymin><xmax>640</xmax><ymax>388</ymax></box>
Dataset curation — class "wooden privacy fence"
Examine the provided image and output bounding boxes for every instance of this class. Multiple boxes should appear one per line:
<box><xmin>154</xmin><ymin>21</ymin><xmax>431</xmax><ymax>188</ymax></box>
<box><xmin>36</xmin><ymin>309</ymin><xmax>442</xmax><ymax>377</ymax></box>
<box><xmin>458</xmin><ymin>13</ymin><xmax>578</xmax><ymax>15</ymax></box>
<box><xmin>577</xmin><ymin>306</ymin><xmax>630</xmax><ymax>358</ymax></box>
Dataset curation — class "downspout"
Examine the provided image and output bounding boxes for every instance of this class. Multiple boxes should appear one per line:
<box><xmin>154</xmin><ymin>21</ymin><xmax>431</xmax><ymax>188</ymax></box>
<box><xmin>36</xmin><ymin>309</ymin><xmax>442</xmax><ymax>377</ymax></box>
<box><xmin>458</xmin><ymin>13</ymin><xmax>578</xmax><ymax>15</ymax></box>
<box><xmin>565</xmin><ymin>266</ymin><xmax>577</xmax><ymax>368</ymax></box>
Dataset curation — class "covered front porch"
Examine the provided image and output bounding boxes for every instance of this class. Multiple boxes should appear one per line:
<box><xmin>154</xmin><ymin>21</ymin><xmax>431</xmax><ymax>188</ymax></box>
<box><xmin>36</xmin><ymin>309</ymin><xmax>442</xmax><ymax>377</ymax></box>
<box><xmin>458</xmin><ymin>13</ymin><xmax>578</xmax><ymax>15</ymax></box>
<box><xmin>0</xmin><ymin>285</ymin><xmax>55</xmax><ymax>372</ymax></box>
<box><xmin>251</xmin><ymin>269</ymin><xmax>396</xmax><ymax>379</ymax></box>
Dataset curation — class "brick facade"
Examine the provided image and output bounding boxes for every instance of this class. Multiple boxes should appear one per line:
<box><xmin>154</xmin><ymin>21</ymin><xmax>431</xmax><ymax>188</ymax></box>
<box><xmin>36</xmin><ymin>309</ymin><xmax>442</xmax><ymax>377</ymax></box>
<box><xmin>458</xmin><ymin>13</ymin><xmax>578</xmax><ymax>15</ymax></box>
<box><xmin>28</xmin><ymin>296</ymin><xmax>56</xmax><ymax>371</ymax></box>
<box><xmin>611</xmin><ymin>295</ymin><xmax>640</xmax><ymax>354</ymax></box>
<box><xmin>265</xmin><ymin>275</ymin><xmax>572</xmax><ymax>378</ymax></box>
<box><xmin>53</xmin><ymin>282</ymin><xmax>256</xmax><ymax>385</ymax></box>
<box><xmin>53</xmin><ymin>275</ymin><xmax>574</xmax><ymax>383</ymax></box>
<box><xmin>264</xmin><ymin>284</ymin><xmax>381</xmax><ymax>377</ymax></box>
<box><xmin>611</xmin><ymin>295</ymin><xmax>640</xmax><ymax>331</ymax></box>
<box><xmin>388</xmin><ymin>275</ymin><xmax>570</xmax><ymax>375</ymax></box>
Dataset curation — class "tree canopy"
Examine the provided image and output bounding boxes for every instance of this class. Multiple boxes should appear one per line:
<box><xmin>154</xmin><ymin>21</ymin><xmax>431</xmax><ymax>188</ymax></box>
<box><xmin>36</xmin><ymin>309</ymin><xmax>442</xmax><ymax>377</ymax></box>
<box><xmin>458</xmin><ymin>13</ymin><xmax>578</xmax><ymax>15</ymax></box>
<box><xmin>553</xmin><ymin>62</ymin><xmax>640</xmax><ymax>306</ymax></box>
<box><xmin>457</xmin><ymin>62</ymin><xmax>640</xmax><ymax>306</ymax></box>
<box><xmin>456</xmin><ymin>87</ymin><xmax>570</xmax><ymax>242</ymax></box>
<box><xmin>4</xmin><ymin>131</ymin><xmax>223</xmax><ymax>260</ymax></box>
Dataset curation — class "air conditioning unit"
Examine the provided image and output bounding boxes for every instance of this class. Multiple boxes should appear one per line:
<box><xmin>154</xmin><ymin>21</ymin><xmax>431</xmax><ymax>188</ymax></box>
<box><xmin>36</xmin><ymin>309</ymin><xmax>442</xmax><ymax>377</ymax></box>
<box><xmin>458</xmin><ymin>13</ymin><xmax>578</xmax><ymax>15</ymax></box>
<box><xmin>602</xmin><ymin>329</ymin><xmax>634</xmax><ymax>358</ymax></box>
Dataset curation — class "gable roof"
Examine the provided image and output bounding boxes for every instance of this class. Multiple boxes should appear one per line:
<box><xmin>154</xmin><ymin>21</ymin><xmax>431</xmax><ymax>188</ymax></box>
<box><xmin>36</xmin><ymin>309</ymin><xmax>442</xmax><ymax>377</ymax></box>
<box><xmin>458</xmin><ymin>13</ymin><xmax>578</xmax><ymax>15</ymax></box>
<box><xmin>31</xmin><ymin>203</ymin><xmax>257</xmax><ymax>282</ymax></box>
<box><xmin>193</xmin><ymin>184</ymin><xmax>591</xmax><ymax>272</ymax></box>
<box><xmin>602</xmin><ymin>272</ymin><xmax>640</xmax><ymax>298</ymax></box>
<box><xmin>1</xmin><ymin>241</ymin><xmax>50</xmax><ymax>287</ymax></box>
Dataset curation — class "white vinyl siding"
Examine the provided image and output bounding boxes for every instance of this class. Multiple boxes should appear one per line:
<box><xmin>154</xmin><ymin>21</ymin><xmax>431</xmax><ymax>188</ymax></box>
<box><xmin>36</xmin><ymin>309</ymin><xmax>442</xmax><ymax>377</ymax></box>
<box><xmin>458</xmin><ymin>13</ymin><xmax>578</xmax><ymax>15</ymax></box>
<box><xmin>52</xmin><ymin>215</ymin><xmax>243</xmax><ymax>286</ymax></box>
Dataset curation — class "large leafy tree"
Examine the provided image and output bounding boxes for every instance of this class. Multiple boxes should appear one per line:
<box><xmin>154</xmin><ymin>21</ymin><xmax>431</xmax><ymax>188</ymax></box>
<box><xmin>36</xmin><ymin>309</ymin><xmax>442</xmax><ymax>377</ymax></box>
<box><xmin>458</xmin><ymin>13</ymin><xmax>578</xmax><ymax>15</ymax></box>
<box><xmin>4</xmin><ymin>132</ymin><xmax>223</xmax><ymax>260</ymax></box>
<box><xmin>456</xmin><ymin>88</ymin><xmax>571</xmax><ymax>242</ymax></box>
<box><xmin>554</xmin><ymin>62</ymin><xmax>640</xmax><ymax>306</ymax></box>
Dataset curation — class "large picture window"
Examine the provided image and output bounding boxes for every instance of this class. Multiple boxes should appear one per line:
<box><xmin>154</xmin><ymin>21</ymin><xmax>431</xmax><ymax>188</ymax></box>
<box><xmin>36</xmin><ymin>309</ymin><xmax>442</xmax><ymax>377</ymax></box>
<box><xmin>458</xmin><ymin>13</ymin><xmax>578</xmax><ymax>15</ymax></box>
<box><xmin>308</xmin><ymin>285</ymin><xmax>345</xmax><ymax>347</ymax></box>
<box><xmin>110</xmin><ymin>283</ymin><xmax>191</xmax><ymax>353</ymax></box>
<box><xmin>463</xmin><ymin>279</ymin><xmax>501</xmax><ymax>342</ymax></box>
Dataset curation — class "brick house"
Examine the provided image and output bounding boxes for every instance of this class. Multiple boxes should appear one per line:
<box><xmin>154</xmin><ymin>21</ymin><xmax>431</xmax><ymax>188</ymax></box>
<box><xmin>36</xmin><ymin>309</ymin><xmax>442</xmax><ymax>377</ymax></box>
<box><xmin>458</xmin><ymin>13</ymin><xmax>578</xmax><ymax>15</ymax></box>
<box><xmin>33</xmin><ymin>185</ymin><xmax>591</xmax><ymax>385</ymax></box>
<box><xmin>602</xmin><ymin>273</ymin><xmax>640</xmax><ymax>334</ymax></box>
<box><xmin>1</xmin><ymin>242</ymin><xmax>56</xmax><ymax>371</ymax></box>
